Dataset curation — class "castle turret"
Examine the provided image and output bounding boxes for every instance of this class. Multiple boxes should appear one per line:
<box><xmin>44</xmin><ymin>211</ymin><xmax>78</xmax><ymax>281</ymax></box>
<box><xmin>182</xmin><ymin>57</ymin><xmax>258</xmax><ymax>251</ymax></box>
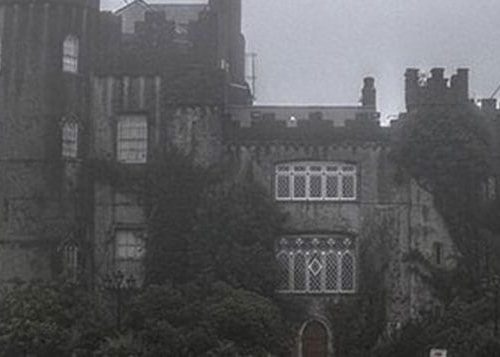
<box><xmin>404</xmin><ymin>68</ymin><xmax>470</xmax><ymax>112</ymax></box>
<box><xmin>0</xmin><ymin>0</ymin><xmax>99</xmax><ymax>282</ymax></box>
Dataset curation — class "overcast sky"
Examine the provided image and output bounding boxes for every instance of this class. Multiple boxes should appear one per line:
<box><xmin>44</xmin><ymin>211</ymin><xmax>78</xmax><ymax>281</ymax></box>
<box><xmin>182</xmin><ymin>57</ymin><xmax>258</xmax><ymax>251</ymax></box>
<box><xmin>101</xmin><ymin>0</ymin><xmax>500</xmax><ymax>121</ymax></box>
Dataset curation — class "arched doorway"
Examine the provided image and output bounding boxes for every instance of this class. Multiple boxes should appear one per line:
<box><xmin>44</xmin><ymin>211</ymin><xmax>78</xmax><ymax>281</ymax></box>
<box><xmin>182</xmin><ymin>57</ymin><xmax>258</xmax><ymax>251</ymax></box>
<box><xmin>302</xmin><ymin>320</ymin><xmax>328</xmax><ymax>357</ymax></box>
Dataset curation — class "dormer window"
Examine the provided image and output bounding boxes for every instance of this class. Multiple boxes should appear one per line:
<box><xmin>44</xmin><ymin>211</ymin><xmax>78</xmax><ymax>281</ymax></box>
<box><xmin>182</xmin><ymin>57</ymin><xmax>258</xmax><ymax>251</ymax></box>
<box><xmin>275</xmin><ymin>162</ymin><xmax>357</xmax><ymax>201</ymax></box>
<box><xmin>61</xmin><ymin>117</ymin><xmax>78</xmax><ymax>159</ymax></box>
<box><xmin>63</xmin><ymin>35</ymin><xmax>79</xmax><ymax>73</ymax></box>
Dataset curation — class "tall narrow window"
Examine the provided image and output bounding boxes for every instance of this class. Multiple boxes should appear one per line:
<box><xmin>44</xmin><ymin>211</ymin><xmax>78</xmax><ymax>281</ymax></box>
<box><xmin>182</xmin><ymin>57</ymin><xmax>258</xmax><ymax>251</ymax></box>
<box><xmin>117</xmin><ymin>115</ymin><xmax>148</xmax><ymax>163</ymax></box>
<box><xmin>277</xmin><ymin>252</ymin><xmax>290</xmax><ymax>291</ymax></box>
<box><xmin>63</xmin><ymin>35</ymin><xmax>79</xmax><ymax>73</ymax></box>
<box><xmin>61</xmin><ymin>241</ymin><xmax>79</xmax><ymax>282</ymax></box>
<box><xmin>341</xmin><ymin>252</ymin><xmax>355</xmax><ymax>291</ymax></box>
<box><xmin>294</xmin><ymin>252</ymin><xmax>307</xmax><ymax>291</ymax></box>
<box><xmin>433</xmin><ymin>242</ymin><xmax>443</xmax><ymax>266</ymax></box>
<box><xmin>115</xmin><ymin>229</ymin><xmax>145</xmax><ymax>283</ymax></box>
<box><xmin>62</xmin><ymin>121</ymin><xmax>78</xmax><ymax>158</ymax></box>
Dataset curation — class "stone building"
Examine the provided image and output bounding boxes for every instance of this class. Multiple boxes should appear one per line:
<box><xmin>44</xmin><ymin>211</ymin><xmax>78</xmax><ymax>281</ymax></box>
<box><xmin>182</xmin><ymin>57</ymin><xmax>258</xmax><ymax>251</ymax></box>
<box><xmin>0</xmin><ymin>0</ymin><xmax>480</xmax><ymax>356</ymax></box>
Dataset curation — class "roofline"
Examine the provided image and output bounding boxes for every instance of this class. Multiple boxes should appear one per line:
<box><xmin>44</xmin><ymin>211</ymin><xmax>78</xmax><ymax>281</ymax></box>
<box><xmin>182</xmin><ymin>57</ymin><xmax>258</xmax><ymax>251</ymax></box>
<box><xmin>228</xmin><ymin>104</ymin><xmax>373</xmax><ymax>110</ymax></box>
<box><xmin>115</xmin><ymin>0</ymin><xmax>208</xmax><ymax>14</ymax></box>
<box><xmin>114</xmin><ymin>0</ymin><xmax>148</xmax><ymax>15</ymax></box>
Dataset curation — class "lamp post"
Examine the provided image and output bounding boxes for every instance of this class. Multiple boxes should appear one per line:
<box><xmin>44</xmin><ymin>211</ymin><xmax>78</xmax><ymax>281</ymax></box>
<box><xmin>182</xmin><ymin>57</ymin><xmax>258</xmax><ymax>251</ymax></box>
<box><xmin>481</xmin><ymin>274</ymin><xmax>500</xmax><ymax>337</ymax></box>
<box><xmin>103</xmin><ymin>270</ymin><xmax>136</xmax><ymax>331</ymax></box>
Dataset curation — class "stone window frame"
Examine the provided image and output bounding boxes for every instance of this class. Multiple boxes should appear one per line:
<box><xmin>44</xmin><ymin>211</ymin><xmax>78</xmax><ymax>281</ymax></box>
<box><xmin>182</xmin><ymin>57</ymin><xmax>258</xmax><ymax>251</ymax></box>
<box><xmin>276</xmin><ymin>236</ymin><xmax>356</xmax><ymax>294</ymax></box>
<box><xmin>62</xmin><ymin>35</ymin><xmax>79</xmax><ymax>73</ymax></box>
<box><xmin>116</xmin><ymin>114</ymin><xmax>148</xmax><ymax>164</ymax></box>
<box><xmin>113</xmin><ymin>226</ymin><xmax>146</xmax><ymax>284</ymax></box>
<box><xmin>58</xmin><ymin>239</ymin><xmax>80</xmax><ymax>282</ymax></box>
<box><xmin>275</xmin><ymin>161</ymin><xmax>357</xmax><ymax>201</ymax></box>
<box><xmin>60</xmin><ymin>115</ymin><xmax>79</xmax><ymax>159</ymax></box>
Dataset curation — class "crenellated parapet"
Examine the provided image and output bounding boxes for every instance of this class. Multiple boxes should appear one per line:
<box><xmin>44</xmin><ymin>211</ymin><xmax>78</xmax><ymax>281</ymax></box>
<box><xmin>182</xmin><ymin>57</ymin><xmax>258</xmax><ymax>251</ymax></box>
<box><xmin>405</xmin><ymin>68</ymin><xmax>469</xmax><ymax>112</ymax></box>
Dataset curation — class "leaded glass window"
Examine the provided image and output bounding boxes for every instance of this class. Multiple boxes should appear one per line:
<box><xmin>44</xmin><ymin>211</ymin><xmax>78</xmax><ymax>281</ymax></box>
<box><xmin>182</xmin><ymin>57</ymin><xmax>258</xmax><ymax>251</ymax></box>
<box><xmin>293</xmin><ymin>252</ymin><xmax>307</xmax><ymax>291</ymax></box>
<box><xmin>275</xmin><ymin>162</ymin><xmax>357</xmax><ymax>201</ymax></box>
<box><xmin>325</xmin><ymin>252</ymin><xmax>338</xmax><ymax>291</ymax></box>
<box><xmin>277</xmin><ymin>252</ymin><xmax>290</xmax><ymax>290</ymax></box>
<box><xmin>277</xmin><ymin>236</ymin><xmax>355</xmax><ymax>294</ymax></box>
<box><xmin>308</xmin><ymin>251</ymin><xmax>323</xmax><ymax>291</ymax></box>
<box><xmin>117</xmin><ymin>115</ymin><xmax>148</xmax><ymax>163</ymax></box>
<box><xmin>341</xmin><ymin>252</ymin><xmax>355</xmax><ymax>291</ymax></box>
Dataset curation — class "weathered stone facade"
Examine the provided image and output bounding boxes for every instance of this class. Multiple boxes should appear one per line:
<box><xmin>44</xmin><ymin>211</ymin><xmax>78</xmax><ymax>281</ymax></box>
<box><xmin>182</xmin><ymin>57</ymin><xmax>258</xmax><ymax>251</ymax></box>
<box><xmin>0</xmin><ymin>1</ymin><xmax>476</xmax><ymax>356</ymax></box>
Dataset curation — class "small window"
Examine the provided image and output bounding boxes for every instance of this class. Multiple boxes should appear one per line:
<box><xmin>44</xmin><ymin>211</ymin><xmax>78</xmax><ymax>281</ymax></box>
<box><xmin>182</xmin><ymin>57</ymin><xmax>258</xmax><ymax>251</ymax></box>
<box><xmin>63</xmin><ymin>35</ymin><xmax>79</xmax><ymax>73</ymax></box>
<box><xmin>61</xmin><ymin>241</ymin><xmax>79</xmax><ymax>282</ymax></box>
<box><xmin>433</xmin><ymin>242</ymin><xmax>443</xmax><ymax>266</ymax></box>
<box><xmin>62</xmin><ymin>121</ymin><xmax>78</xmax><ymax>158</ymax></box>
<box><xmin>117</xmin><ymin>115</ymin><xmax>148</xmax><ymax>164</ymax></box>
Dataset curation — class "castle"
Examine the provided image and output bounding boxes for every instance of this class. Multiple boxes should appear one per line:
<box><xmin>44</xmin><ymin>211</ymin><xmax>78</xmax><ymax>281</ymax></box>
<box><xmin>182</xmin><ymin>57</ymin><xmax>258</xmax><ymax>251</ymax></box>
<box><xmin>0</xmin><ymin>0</ymin><xmax>494</xmax><ymax>356</ymax></box>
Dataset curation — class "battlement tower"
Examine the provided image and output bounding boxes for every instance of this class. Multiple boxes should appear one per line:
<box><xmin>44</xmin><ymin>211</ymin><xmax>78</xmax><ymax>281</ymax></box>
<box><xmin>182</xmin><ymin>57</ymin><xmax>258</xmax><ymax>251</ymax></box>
<box><xmin>0</xmin><ymin>0</ymin><xmax>99</xmax><ymax>282</ymax></box>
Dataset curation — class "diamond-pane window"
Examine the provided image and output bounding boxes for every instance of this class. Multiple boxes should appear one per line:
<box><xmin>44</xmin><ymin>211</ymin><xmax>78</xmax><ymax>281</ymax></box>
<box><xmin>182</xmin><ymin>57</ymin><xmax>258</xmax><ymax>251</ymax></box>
<box><xmin>275</xmin><ymin>162</ymin><xmax>356</xmax><ymax>201</ymax></box>
<box><xmin>326</xmin><ymin>175</ymin><xmax>339</xmax><ymax>198</ymax></box>
<box><xmin>310</xmin><ymin>175</ymin><xmax>322</xmax><ymax>198</ymax></box>
<box><xmin>277</xmin><ymin>252</ymin><xmax>290</xmax><ymax>290</ymax></box>
<box><xmin>325</xmin><ymin>252</ymin><xmax>338</xmax><ymax>291</ymax></box>
<box><xmin>276</xmin><ymin>175</ymin><xmax>291</xmax><ymax>198</ymax></box>
<box><xmin>294</xmin><ymin>175</ymin><xmax>307</xmax><ymax>198</ymax></box>
<box><xmin>277</xmin><ymin>237</ymin><xmax>355</xmax><ymax>294</ymax></box>
<box><xmin>308</xmin><ymin>252</ymin><xmax>322</xmax><ymax>291</ymax></box>
<box><xmin>341</xmin><ymin>252</ymin><xmax>355</xmax><ymax>291</ymax></box>
<box><xmin>293</xmin><ymin>252</ymin><xmax>306</xmax><ymax>291</ymax></box>
<box><xmin>341</xmin><ymin>175</ymin><xmax>355</xmax><ymax>199</ymax></box>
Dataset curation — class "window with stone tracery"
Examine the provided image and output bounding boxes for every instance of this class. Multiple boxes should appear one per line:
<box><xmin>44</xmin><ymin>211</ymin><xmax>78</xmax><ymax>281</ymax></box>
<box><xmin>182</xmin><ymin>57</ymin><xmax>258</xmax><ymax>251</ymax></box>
<box><xmin>276</xmin><ymin>236</ymin><xmax>356</xmax><ymax>294</ymax></box>
<box><xmin>275</xmin><ymin>162</ymin><xmax>357</xmax><ymax>201</ymax></box>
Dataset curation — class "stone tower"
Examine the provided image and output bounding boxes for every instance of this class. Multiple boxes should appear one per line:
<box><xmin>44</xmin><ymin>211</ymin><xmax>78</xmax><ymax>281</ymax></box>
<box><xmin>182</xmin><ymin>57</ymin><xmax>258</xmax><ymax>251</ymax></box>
<box><xmin>0</xmin><ymin>0</ymin><xmax>99</xmax><ymax>282</ymax></box>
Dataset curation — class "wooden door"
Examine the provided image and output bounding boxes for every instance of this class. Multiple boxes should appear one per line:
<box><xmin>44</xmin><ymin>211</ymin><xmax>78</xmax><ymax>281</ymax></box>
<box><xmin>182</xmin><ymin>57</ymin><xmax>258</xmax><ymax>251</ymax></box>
<box><xmin>302</xmin><ymin>321</ymin><xmax>328</xmax><ymax>357</ymax></box>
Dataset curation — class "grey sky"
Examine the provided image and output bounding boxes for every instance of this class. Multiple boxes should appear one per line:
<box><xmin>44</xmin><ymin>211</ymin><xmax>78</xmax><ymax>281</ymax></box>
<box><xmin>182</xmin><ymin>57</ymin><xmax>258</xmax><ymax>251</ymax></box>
<box><xmin>101</xmin><ymin>0</ymin><xmax>500</xmax><ymax>121</ymax></box>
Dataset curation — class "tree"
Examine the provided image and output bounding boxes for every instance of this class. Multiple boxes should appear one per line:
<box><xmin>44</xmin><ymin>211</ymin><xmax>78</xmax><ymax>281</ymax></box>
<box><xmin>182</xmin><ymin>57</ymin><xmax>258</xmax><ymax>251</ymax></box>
<box><xmin>0</xmin><ymin>280</ymin><xmax>107</xmax><ymax>356</ymax></box>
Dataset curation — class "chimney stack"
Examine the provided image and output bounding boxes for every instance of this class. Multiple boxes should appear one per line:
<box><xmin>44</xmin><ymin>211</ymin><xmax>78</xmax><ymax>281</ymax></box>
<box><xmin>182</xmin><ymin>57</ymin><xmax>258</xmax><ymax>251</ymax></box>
<box><xmin>361</xmin><ymin>77</ymin><xmax>376</xmax><ymax>108</ymax></box>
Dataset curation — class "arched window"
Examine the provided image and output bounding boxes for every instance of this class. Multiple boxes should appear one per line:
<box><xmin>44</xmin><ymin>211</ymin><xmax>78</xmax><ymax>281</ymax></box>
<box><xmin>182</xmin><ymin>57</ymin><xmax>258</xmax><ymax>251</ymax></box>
<box><xmin>308</xmin><ymin>251</ymin><xmax>322</xmax><ymax>291</ymax></box>
<box><xmin>341</xmin><ymin>252</ymin><xmax>355</xmax><ymax>292</ymax></box>
<box><xmin>275</xmin><ymin>162</ymin><xmax>357</xmax><ymax>201</ymax></box>
<box><xmin>293</xmin><ymin>252</ymin><xmax>306</xmax><ymax>291</ymax></box>
<box><xmin>63</xmin><ymin>35</ymin><xmax>79</xmax><ymax>73</ymax></box>
<box><xmin>277</xmin><ymin>236</ymin><xmax>356</xmax><ymax>294</ymax></box>
<box><xmin>325</xmin><ymin>251</ymin><xmax>338</xmax><ymax>291</ymax></box>
<box><xmin>277</xmin><ymin>252</ymin><xmax>290</xmax><ymax>291</ymax></box>
<box><xmin>61</xmin><ymin>241</ymin><xmax>79</xmax><ymax>282</ymax></box>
